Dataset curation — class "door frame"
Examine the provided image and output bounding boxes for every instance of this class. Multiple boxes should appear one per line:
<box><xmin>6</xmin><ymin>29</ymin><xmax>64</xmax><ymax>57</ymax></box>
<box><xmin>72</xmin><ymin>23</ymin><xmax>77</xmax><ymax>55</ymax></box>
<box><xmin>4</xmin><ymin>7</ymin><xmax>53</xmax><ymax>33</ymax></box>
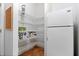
<box><xmin>13</xmin><ymin>3</ymin><xmax>18</xmax><ymax>56</ymax></box>
<box><xmin>0</xmin><ymin>3</ymin><xmax>5</xmax><ymax>56</ymax></box>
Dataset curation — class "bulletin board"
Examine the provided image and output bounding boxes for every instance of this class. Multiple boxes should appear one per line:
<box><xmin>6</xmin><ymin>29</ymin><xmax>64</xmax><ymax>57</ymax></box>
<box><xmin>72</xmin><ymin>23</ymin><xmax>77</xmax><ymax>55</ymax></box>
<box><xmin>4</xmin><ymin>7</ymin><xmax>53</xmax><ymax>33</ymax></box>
<box><xmin>5</xmin><ymin>6</ymin><xmax>13</xmax><ymax>30</ymax></box>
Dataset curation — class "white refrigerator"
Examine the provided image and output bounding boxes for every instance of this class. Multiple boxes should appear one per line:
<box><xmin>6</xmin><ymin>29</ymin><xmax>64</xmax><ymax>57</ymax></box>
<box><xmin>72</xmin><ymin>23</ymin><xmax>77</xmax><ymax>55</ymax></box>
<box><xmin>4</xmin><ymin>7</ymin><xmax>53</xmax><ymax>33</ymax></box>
<box><xmin>47</xmin><ymin>7</ymin><xmax>74</xmax><ymax>56</ymax></box>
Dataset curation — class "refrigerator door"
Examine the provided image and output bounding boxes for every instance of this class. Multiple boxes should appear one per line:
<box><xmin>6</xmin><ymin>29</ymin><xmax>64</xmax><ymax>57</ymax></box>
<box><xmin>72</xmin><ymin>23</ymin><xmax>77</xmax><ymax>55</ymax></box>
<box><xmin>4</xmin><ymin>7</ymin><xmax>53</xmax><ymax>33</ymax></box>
<box><xmin>47</xmin><ymin>27</ymin><xmax>73</xmax><ymax>56</ymax></box>
<box><xmin>47</xmin><ymin>7</ymin><xmax>73</xmax><ymax>26</ymax></box>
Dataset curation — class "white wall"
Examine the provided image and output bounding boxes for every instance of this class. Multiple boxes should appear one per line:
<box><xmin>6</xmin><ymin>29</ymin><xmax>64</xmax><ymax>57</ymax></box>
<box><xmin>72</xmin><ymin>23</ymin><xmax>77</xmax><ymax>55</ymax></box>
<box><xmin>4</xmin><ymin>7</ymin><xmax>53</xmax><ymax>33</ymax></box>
<box><xmin>0</xmin><ymin>4</ymin><xmax>2</xmax><ymax>56</ymax></box>
<box><xmin>36</xmin><ymin>17</ymin><xmax>44</xmax><ymax>42</ymax></box>
<box><xmin>0</xmin><ymin>4</ymin><xmax>5</xmax><ymax>56</ymax></box>
<box><xmin>21</xmin><ymin>3</ymin><xmax>44</xmax><ymax>42</ymax></box>
<box><xmin>25</xmin><ymin>3</ymin><xmax>44</xmax><ymax>18</ymax></box>
<box><xmin>30</xmin><ymin>4</ymin><xmax>44</xmax><ymax>42</ymax></box>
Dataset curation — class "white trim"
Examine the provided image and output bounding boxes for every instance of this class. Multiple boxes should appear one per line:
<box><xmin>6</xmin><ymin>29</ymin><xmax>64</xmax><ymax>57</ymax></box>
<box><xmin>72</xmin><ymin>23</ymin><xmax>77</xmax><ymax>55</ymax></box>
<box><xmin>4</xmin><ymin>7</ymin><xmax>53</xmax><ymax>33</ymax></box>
<box><xmin>13</xmin><ymin>3</ymin><xmax>18</xmax><ymax>56</ymax></box>
<box><xmin>44</xmin><ymin>4</ymin><xmax>47</xmax><ymax>56</ymax></box>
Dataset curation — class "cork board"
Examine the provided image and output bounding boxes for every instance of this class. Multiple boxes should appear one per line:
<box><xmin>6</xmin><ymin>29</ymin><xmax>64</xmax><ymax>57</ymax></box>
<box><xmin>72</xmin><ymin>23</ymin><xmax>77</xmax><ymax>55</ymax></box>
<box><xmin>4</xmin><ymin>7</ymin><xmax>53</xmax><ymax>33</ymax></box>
<box><xmin>5</xmin><ymin>7</ymin><xmax>13</xmax><ymax>30</ymax></box>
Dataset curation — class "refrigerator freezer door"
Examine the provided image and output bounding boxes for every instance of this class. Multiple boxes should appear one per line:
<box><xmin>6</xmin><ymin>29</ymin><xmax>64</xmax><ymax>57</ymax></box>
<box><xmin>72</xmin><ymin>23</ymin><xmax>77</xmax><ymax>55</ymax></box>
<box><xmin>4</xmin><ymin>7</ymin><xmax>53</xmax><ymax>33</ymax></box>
<box><xmin>47</xmin><ymin>27</ymin><xmax>73</xmax><ymax>56</ymax></box>
<box><xmin>47</xmin><ymin>7</ymin><xmax>73</xmax><ymax>26</ymax></box>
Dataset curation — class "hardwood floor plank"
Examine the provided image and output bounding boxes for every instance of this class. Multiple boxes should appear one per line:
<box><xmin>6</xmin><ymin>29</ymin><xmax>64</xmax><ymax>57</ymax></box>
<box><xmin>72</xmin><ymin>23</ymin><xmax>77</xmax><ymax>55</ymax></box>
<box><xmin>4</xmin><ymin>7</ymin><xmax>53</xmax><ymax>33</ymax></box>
<box><xmin>20</xmin><ymin>46</ymin><xmax>44</xmax><ymax>56</ymax></box>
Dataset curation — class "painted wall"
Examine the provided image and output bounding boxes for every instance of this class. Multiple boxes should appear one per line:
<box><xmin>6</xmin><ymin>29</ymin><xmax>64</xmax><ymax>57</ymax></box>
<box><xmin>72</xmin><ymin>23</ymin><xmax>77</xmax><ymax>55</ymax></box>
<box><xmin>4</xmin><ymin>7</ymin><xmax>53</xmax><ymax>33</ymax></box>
<box><xmin>25</xmin><ymin>3</ymin><xmax>44</xmax><ymax>18</ymax></box>
<box><xmin>0</xmin><ymin>4</ymin><xmax>5</xmax><ymax>56</ymax></box>
<box><xmin>22</xmin><ymin>3</ymin><xmax>44</xmax><ymax>42</ymax></box>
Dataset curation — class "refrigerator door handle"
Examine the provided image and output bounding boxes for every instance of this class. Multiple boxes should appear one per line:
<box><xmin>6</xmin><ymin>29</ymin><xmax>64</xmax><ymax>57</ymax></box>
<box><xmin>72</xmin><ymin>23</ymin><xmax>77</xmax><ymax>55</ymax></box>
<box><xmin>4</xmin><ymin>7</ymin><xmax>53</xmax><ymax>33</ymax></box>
<box><xmin>48</xmin><ymin>25</ymin><xmax>73</xmax><ymax>28</ymax></box>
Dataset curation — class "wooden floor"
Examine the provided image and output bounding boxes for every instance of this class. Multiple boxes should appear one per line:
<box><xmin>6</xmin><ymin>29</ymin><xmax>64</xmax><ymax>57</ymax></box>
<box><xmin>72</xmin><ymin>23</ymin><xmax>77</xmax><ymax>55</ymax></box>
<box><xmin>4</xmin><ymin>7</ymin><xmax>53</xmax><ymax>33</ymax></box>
<box><xmin>20</xmin><ymin>46</ymin><xmax>44</xmax><ymax>56</ymax></box>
